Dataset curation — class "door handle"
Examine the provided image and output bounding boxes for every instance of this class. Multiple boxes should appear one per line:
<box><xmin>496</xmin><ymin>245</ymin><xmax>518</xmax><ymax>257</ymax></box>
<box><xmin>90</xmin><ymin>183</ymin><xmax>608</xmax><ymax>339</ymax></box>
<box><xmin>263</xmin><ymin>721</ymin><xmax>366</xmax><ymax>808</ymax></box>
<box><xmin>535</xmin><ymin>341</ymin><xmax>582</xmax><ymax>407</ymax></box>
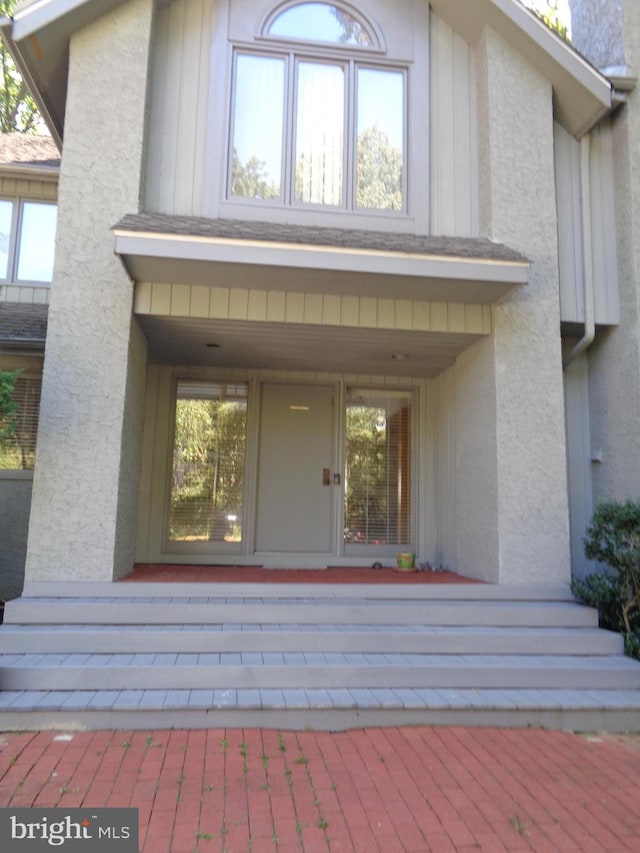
<box><xmin>322</xmin><ymin>468</ymin><xmax>331</xmax><ymax>486</ymax></box>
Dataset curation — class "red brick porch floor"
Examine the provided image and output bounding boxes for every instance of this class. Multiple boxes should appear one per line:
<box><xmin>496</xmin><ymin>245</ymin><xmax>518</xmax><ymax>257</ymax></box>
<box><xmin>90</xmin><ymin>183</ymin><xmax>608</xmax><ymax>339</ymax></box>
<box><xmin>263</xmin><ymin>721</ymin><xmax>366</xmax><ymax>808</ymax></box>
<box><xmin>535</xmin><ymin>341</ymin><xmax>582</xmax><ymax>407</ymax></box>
<box><xmin>1</xmin><ymin>727</ymin><xmax>638</xmax><ymax>852</ymax></box>
<box><xmin>123</xmin><ymin>564</ymin><xmax>482</xmax><ymax>584</ymax></box>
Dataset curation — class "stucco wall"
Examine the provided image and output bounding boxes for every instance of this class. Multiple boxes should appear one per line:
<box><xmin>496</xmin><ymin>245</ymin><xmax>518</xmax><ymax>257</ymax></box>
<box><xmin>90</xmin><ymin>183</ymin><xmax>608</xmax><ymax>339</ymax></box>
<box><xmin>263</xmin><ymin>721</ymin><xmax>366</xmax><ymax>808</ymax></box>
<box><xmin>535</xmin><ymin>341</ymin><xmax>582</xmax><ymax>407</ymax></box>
<box><xmin>24</xmin><ymin>0</ymin><xmax>153</xmax><ymax>582</ymax></box>
<box><xmin>456</xmin><ymin>27</ymin><xmax>572</xmax><ymax>584</ymax></box>
<box><xmin>570</xmin><ymin>0</ymin><xmax>625</xmax><ymax>69</ymax></box>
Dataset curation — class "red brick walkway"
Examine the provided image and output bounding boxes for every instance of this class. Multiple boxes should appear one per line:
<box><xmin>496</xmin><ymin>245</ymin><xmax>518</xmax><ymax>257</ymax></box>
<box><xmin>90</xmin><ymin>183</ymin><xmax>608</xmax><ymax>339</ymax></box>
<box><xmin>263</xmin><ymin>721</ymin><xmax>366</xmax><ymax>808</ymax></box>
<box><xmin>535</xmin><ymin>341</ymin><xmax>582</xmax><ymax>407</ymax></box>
<box><xmin>1</xmin><ymin>728</ymin><xmax>639</xmax><ymax>852</ymax></box>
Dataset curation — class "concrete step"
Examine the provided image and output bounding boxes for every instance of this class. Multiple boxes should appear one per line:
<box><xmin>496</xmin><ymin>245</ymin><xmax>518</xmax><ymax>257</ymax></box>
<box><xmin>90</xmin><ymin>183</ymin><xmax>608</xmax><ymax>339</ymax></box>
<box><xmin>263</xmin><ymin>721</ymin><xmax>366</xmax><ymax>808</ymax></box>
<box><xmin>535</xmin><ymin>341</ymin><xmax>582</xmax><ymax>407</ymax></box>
<box><xmin>2</xmin><ymin>653</ymin><xmax>639</xmax><ymax>691</ymax></box>
<box><xmin>1</xmin><ymin>583</ymin><xmax>636</xmax><ymax>733</ymax></box>
<box><xmin>0</xmin><ymin>624</ymin><xmax>623</xmax><ymax>656</ymax></box>
<box><xmin>0</xmin><ymin>686</ymin><xmax>639</xmax><ymax>733</ymax></box>
<box><xmin>20</xmin><ymin>581</ymin><xmax>577</xmax><ymax>601</ymax></box>
<box><xmin>3</xmin><ymin>598</ymin><xmax>599</xmax><ymax>628</ymax></box>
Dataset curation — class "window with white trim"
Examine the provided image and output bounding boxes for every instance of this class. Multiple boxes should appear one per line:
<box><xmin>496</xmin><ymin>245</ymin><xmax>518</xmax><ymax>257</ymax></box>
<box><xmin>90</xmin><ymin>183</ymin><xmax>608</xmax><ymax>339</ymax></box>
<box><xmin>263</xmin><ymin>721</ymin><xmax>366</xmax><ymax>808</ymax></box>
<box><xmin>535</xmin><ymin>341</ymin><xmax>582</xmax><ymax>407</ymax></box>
<box><xmin>0</xmin><ymin>198</ymin><xmax>57</xmax><ymax>284</ymax></box>
<box><xmin>227</xmin><ymin>1</ymin><xmax>406</xmax><ymax>213</ymax></box>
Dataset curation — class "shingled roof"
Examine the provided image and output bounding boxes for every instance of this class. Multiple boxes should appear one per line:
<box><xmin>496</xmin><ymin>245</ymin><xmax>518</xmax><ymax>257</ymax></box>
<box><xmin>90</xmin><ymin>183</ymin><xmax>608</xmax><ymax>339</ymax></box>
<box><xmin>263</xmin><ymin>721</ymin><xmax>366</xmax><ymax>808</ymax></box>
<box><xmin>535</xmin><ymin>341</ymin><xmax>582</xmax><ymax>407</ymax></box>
<box><xmin>0</xmin><ymin>134</ymin><xmax>60</xmax><ymax>169</ymax></box>
<box><xmin>0</xmin><ymin>303</ymin><xmax>48</xmax><ymax>347</ymax></box>
<box><xmin>116</xmin><ymin>213</ymin><xmax>529</xmax><ymax>263</ymax></box>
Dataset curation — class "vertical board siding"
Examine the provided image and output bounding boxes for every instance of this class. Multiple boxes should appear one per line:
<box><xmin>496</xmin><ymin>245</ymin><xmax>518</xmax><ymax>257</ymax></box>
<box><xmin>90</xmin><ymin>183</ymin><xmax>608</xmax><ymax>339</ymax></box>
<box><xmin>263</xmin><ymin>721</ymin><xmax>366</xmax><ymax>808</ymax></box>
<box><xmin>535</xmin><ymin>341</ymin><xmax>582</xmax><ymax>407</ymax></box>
<box><xmin>589</xmin><ymin>119</ymin><xmax>620</xmax><ymax>325</ymax></box>
<box><xmin>429</xmin><ymin>12</ymin><xmax>477</xmax><ymax>238</ymax></box>
<box><xmin>146</xmin><ymin>4</ymin><xmax>479</xmax><ymax>232</ymax></box>
<box><xmin>0</xmin><ymin>285</ymin><xmax>50</xmax><ymax>305</ymax></box>
<box><xmin>0</xmin><ymin>178</ymin><xmax>57</xmax><ymax>199</ymax></box>
<box><xmin>555</xmin><ymin>121</ymin><xmax>584</xmax><ymax>324</ymax></box>
<box><xmin>555</xmin><ymin>120</ymin><xmax>620</xmax><ymax>327</ymax></box>
<box><xmin>134</xmin><ymin>282</ymin><xmax>491</xmax><ymax>338</ymax></box>
<box><xmin>145</xmin><ymin>0</ymin><xmax>214</xmax><ymax>215</ymax></box>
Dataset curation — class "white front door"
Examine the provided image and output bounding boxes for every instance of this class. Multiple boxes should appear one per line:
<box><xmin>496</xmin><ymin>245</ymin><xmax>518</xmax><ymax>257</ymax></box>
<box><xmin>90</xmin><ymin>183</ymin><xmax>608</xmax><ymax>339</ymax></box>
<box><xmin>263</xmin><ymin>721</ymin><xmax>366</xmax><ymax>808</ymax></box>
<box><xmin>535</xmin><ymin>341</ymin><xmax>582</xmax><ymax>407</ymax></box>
<box><xmin>255</xmin><ymin>383</ymin><xmax>336</xmax><ymax>553</ymax></box>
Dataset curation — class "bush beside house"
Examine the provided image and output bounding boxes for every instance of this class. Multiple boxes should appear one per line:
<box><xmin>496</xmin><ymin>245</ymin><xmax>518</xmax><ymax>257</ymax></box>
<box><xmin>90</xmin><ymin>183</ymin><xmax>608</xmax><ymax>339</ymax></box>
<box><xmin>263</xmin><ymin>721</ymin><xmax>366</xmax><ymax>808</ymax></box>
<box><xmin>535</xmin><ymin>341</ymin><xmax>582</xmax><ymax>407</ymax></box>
<box><xmin>572</xmin><ymin>500</ymin><xmax>640</xmax><ymax>659</ymax></box>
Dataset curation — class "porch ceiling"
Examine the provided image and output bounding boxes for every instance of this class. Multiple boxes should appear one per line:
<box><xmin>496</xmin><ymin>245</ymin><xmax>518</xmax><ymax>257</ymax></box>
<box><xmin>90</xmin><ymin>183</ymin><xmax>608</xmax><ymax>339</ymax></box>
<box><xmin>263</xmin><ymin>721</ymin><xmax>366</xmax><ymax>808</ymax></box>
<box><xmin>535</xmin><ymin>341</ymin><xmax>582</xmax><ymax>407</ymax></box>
<box><xmin>136</xmin><ymin>315</ymin><xmax>484</xmax><ymax>379</ymax></box>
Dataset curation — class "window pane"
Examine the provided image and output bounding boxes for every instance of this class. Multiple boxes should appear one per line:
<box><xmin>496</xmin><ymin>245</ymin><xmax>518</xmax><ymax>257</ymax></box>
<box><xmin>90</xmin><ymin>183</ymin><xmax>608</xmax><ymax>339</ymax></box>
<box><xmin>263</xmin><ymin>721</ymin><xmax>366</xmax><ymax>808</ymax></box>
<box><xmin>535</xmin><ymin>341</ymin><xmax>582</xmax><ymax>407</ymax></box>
<box><xmin>344</xmin><ymin>389</ymin><xmax>412</xmax><ymax>546</ymax></box>
<box><xmin>169</xmin><ymin>382</ymin><xmax>247</xmax><ymax>544</ymax></box>
<box><xmin>0</xmin><ymin>376</ymin><xmax>41</xmax><ymax>470</ymax></box>
<box><xmin>0</xmin><ymin>200</ymin><xmax>13</xmax><ymax>279</ymax></box>
<box><xmin>16</xmin><ymin>202</ymin><xmax>58</xmax><ymax>282</ymax></box>
<box><xmin>231</xmin><ymin>55</ymin><xmax>284</xmax><ymax>200</ymax></box>
<box><xmin>269</xmin><ymin>3</ymin><xmax>373</xmax><ymax>46</ymax></box>
<box><xmin>356</xmin><ymin>69</ymin><xmax>404</xmax><ymax>211</ymax></box>
<box><xmin>295</xmin><ymin>62</ymin><xmax>344</xmax><ymax>205</ymax></box>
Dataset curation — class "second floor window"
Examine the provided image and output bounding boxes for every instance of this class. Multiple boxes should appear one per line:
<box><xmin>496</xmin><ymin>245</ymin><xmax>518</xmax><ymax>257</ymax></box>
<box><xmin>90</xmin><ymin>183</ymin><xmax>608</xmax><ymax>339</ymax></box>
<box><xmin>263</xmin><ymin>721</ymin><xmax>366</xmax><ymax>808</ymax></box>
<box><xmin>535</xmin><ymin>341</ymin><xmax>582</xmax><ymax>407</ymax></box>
<box><xmin>0</xmin><ymin>199</ymin><xmax>57</xmax><ymax>284</ymax></box>
<box><xmin>228</xmin><ymin>2</ymin><xmax>405</xmax><ymax>213</ymax></box>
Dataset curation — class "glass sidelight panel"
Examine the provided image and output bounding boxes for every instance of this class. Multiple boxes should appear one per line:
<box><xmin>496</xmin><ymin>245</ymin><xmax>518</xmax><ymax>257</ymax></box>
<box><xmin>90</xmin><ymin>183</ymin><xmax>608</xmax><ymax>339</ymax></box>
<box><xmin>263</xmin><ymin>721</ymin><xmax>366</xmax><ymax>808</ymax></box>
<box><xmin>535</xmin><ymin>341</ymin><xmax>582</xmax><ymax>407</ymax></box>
<box><xmin>168</xmin><ymin>382</ymin><xmax>247</xmax><ymax>544</ymax></box>
<box><xmin>344</xmin><ymin>389</ymin><xmax>412</xmax><ymax>546</ymax></box>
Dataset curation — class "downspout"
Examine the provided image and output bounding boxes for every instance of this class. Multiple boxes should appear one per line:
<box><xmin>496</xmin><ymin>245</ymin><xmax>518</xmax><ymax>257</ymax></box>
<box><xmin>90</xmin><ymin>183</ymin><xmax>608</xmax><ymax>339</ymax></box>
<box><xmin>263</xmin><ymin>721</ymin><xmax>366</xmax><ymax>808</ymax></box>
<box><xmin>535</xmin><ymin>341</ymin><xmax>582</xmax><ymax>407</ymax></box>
<box><xmin>563</xmin><ymin>134</ymin><xmax>595</xmax><ymax>368</ymax></box>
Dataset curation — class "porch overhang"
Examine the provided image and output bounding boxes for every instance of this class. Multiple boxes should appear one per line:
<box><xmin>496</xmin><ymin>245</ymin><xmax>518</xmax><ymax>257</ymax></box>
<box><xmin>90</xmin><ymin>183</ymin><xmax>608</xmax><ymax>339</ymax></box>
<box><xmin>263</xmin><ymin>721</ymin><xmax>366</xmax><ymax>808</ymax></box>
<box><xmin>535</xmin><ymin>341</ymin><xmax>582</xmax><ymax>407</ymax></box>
<box><xmin>114</xmin><ymin>214</ymin><xmax>529</xmax><ymax>305</ymax></box>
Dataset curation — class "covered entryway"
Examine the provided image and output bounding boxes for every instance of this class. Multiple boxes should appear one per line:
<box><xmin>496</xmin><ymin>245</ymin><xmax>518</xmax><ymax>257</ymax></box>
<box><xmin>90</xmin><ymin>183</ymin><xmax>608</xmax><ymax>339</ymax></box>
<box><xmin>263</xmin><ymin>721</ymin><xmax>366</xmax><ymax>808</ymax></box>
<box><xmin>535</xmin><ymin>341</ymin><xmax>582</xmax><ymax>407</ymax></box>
<box><xmin>125</xmin><ymin>217</ymin><xmax>529</xmax><ymax>571</ymax></box>
<box><xmin>152</xmin><ymin>373</ymin><xmax>417</xmax><ymax>566</ymax></box>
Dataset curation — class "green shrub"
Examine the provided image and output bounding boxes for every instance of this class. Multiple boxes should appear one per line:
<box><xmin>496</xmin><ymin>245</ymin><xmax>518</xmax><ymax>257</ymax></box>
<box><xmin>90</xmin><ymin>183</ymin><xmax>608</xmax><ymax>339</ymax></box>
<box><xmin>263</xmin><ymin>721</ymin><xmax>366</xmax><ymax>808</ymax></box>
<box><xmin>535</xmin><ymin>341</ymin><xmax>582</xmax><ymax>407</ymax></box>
<box><xmin>571</xmin><ymin>571</ymin><xmax>625</xmax><ymax>632</ymax></box>
<box><xmin>572</xmin><ymin>499</ymin><xmax>640</xmax><ymax>660</ymax></box>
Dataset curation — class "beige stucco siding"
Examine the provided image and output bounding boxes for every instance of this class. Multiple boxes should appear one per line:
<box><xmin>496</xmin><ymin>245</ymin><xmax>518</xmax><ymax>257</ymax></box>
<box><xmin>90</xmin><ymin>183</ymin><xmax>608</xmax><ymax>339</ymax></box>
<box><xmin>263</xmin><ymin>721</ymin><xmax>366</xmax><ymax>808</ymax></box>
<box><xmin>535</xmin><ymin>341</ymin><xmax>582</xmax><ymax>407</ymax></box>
<box><xmin>24</xmin><ymin>0</ymin><xmax>154</xmax><ymax>582</ymax></box>
<box><xmin>448</xmin><ymin>27</ymin><xmax>572</xmax><ymax>584</ymax></box>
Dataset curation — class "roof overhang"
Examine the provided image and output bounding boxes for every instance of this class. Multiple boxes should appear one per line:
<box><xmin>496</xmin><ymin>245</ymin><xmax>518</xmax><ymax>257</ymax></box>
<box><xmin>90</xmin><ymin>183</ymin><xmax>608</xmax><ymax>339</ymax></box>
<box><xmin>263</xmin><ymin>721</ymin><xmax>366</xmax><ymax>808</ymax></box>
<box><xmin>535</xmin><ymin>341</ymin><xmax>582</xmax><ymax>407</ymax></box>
<box><xmin>2</xmin><ymin>0</ymin><xmax>615</xmax><ymax>143</ymax></box>
<box><xmin>430</xmin><ymin>0</ymin><xmax>613</xmax><ymax>138</ymax></box>
<box><xmin>0</xmin><ymin>0</ymin><xmax>128</xmax><ymax>143</ymax></box>
<box><xmin>0</xmin><ymin>163</ymin><xmax>59</xmax><ymax>179</ymax></box>
<box><xmin>114</xmin><ymin>216</ymin><xmax>529</xmax><ymax>305</ymax></box>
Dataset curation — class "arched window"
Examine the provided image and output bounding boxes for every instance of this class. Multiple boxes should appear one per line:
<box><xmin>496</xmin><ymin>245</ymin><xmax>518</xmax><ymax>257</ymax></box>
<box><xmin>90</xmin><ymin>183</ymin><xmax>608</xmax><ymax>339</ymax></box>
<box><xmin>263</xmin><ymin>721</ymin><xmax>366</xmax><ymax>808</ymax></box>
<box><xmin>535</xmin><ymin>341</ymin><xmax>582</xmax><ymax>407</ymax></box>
<box><xmin>264</xmin><ymin>2</ymin><xmax>381</xmax><ymax>49</ymax></box>
<box><xmin>228</xmin><ymin>1</ymin><xmax>405</xmax><ymax>213</ymax></box>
